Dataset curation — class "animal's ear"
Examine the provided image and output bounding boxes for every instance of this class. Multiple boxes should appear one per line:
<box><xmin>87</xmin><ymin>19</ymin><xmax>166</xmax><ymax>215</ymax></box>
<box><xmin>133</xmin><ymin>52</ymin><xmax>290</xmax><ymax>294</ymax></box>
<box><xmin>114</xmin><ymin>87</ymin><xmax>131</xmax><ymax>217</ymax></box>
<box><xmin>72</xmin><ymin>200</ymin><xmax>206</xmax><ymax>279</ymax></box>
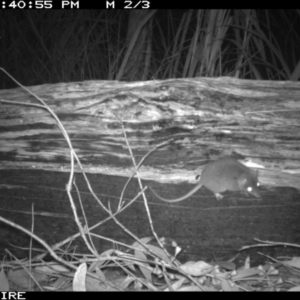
<box><xmin>249</xmin><ymin>168</ymin><xmax>259</xmax><ymax>179</ymax></box>
<box><xmin>237</xmin><ymin>174</ymin><xmax>248</xmax><ymax>189</ymax></box>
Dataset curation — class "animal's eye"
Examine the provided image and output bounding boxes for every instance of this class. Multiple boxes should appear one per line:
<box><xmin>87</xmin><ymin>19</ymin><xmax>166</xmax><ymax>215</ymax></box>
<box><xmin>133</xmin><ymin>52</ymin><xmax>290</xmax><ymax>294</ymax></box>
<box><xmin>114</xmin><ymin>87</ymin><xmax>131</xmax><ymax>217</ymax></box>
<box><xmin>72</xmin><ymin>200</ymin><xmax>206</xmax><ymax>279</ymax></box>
<box><xmin>257</xmin><ymin>182</ymin><xmax>260</xmax><ymax>187</ymax></box>
<box><xmin>247</xmin><ymin>187</ymin><xmax>253</xmax><ymax>192</ymax></box>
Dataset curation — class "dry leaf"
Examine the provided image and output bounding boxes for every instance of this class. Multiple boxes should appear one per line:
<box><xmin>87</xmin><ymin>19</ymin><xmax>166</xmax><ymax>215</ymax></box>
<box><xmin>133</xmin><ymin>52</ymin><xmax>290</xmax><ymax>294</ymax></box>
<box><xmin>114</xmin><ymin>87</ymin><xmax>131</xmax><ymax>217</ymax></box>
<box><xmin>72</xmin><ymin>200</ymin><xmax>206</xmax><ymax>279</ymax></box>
<box><xmin>73</xmin><ymin>263</ymin><xmax>87</xmax><ymax>291</ymax></box>
<box><xmin>180</xmin><ymin>261</ymin><xmax>213</xmax><ymax>276</ymax></box>
<box><xmin>8</xmin><ymin>269</ymin><xmax>46</xmax><ymax>289</ymax></box>
<box><xmin>0</xmin><ymin>268</ymin><xmax>9</xmax><ymax>291</ymax></box>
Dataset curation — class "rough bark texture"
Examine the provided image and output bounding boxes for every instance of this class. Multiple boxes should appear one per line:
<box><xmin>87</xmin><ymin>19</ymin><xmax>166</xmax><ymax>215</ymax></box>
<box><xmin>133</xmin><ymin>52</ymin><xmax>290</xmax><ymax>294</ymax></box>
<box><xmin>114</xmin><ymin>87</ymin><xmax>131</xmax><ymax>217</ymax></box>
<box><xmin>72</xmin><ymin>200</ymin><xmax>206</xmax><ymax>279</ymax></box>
<box><xmin>1</xmin><ymin>77</ymin><xmax>300</xmax><ymax>186</ymax></box>
<box><xmin>0</xmin><ymin>77</ymin><xmax>299</xmax><ymax>262</ymax></box>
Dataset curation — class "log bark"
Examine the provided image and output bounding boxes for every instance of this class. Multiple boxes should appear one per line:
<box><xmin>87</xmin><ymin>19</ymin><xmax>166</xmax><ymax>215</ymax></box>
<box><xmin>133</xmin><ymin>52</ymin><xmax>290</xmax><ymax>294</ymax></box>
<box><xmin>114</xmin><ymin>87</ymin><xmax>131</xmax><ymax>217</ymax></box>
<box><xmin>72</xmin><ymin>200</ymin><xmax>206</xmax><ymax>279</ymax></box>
<box><xmin>0</xmin><ymin>77</ymin><xmax>299</xmax><ymax>190</ymax></box>
<box><xmin>1</xmin><ymin>77</ymin><xmax>300</xmax><ymax>261</ymax></box>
